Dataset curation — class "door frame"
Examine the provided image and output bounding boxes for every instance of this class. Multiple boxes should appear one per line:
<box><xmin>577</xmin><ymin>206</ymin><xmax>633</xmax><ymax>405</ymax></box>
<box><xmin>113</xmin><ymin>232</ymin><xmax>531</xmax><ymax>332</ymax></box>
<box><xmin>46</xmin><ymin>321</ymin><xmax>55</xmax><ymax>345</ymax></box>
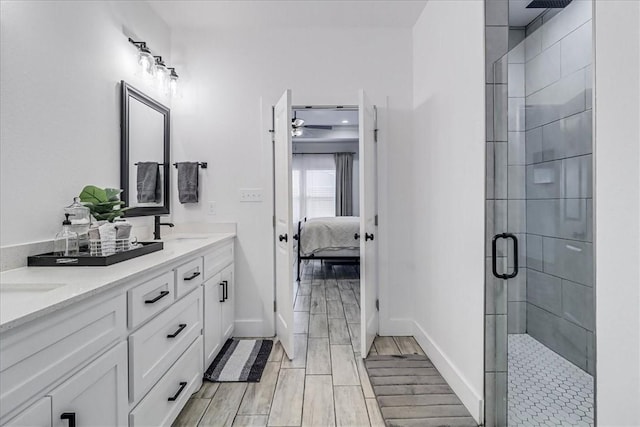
<box><xmin>268</xmin><ymin>97</ymin><xmax>384</xmax><ymax>353</ymax></box>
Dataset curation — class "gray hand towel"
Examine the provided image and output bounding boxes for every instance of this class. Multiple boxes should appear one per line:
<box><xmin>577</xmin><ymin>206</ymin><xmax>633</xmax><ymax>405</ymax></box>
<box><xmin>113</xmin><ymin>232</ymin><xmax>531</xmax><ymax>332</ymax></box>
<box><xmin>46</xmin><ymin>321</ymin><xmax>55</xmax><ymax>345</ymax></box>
<box><xmin>177</xmin><ymin>162</ymin><xmax>199</xmax><ymax>204</ymax></box>
<box><xmin>136</xmin><ymin>162</ymin><xmax>161</xmax><ymax>203</ymax></box>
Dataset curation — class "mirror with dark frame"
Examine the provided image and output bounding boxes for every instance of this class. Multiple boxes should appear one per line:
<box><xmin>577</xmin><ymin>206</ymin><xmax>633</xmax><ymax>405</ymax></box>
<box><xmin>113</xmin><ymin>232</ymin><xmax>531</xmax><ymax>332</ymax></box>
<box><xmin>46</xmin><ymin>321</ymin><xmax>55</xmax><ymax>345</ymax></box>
<box><xmin>120</xmin><ymin>81</ymin><xmax>170</xmax><ymax>216</ymax></box>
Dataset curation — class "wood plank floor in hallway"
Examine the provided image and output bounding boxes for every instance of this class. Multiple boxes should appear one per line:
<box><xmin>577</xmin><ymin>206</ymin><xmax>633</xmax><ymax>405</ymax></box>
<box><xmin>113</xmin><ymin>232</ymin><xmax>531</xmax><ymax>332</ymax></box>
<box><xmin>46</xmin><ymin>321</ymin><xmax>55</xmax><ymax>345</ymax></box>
<box><xmin>173</xmin><ymin>260</ymin><xmax>426</xmax><ymax>427</ymax></box>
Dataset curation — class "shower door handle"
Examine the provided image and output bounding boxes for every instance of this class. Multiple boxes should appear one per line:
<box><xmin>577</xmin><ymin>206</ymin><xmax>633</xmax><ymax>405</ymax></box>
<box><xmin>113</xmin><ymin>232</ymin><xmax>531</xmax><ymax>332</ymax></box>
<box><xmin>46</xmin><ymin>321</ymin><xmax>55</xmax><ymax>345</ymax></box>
<box><xmin>492</xmin><ymin>233</ymin><xmax>519</xmax><ymax>279</ymax></box>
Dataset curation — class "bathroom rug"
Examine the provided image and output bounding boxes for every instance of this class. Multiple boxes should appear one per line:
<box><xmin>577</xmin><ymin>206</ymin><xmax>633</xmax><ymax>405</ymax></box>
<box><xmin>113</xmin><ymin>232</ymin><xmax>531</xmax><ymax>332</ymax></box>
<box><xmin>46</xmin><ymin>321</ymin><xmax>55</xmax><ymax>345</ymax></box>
<box><xmin>204</xmin><ymin>338</ymin><xmax>273</xmax><ymax>382</ymax></box>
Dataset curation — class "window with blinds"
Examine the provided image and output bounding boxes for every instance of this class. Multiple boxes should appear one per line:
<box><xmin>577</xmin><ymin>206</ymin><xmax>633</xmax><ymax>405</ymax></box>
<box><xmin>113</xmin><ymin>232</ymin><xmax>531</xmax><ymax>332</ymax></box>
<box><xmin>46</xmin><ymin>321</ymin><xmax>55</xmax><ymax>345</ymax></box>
<box><xmin>292</xmin><ymin>154</ymin><xmax>336</xmax><ymax>221</ymax></box>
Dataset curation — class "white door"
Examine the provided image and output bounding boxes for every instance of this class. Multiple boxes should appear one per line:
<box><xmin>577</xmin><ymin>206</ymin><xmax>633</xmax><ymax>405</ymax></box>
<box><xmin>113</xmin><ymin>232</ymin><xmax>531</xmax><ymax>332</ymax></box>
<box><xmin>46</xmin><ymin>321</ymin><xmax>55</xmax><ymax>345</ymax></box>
<box><xmin>203</xmin><ymin>273</ymin><xmax>223</xmax><ymax>369</ymax></box>
<box><xmin>274</xmin><ymin>89</ymin><xmax>295</xmax><ymax>359</ymax></box>
<box><xmin>221</xmin><ymin>264</ymin><xmax>235</xmax><ymax>341</ymax></box>
<box><xmin>49</xmin><ymin>342</ymin><xmax>128</xmax><ymax>427</ymax></box>
<box><xmin>359</xmin><ymin>90</ymin><xmax>378</xmax><ymax>357</ymax></box>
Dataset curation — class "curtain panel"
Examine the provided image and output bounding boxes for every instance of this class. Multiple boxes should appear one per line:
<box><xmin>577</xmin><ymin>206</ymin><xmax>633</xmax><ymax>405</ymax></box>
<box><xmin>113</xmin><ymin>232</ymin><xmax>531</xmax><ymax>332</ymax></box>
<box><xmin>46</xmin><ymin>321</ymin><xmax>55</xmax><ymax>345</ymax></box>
<box><xmin>335</xmin><ymin>153</ymin><xmax>353</xmax><ymax>216</ymax></box>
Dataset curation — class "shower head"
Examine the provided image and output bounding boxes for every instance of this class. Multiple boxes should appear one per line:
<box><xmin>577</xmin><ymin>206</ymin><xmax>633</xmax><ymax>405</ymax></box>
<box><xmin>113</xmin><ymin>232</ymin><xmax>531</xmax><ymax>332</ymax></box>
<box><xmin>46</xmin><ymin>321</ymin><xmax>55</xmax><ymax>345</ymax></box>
<box><xmin>526</xmin><ymin>0</ymin><xmax>572</xmax><ymax>8</ymax></box>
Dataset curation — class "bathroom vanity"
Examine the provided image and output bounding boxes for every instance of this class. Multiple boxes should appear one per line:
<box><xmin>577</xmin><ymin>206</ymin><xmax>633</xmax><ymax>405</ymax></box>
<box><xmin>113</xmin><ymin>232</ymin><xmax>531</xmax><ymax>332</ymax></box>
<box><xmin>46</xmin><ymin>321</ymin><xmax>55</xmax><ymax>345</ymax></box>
<box><xmin>0</xmin><ymin>233</ymin><xmax>235</xmax><ymax>426</ymax></box>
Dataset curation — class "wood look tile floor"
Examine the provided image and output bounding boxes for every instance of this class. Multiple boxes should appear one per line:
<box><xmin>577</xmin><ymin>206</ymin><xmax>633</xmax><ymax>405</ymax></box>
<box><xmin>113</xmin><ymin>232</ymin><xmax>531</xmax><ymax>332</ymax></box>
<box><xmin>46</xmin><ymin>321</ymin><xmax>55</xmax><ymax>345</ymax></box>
<box><xmin>173</xmin><ymin>261</ymin><xmax>426</xmax><ymax>427</ymax></box>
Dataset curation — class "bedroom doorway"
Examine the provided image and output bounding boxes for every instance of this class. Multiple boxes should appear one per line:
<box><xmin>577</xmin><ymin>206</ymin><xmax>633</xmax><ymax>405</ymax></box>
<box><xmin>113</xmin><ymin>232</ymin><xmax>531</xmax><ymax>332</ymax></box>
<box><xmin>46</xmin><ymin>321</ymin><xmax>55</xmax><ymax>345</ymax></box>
<box><xmin>272</xmin><ymin>90</ymin><xmax>379</xmax><ymax>360</ymax></box>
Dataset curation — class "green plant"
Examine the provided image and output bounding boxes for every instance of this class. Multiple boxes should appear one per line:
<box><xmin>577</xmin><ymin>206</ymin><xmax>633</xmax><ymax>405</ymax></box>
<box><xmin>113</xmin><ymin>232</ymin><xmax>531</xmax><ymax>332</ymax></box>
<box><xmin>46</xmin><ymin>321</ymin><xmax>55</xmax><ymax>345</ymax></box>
<box><xmin>79</xmin><ymin>185</ymin><xmax>129</xmax><ymax>222</ymax></box>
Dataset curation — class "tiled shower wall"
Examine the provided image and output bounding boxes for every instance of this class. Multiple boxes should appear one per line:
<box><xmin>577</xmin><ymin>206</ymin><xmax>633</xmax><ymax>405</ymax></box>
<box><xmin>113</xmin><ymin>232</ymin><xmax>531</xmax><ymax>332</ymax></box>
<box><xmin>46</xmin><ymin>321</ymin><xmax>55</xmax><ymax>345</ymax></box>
<box><xmin>522</xmin><ymin>0</ymin><xmax>595</xmax><ymax>375</ymax></box>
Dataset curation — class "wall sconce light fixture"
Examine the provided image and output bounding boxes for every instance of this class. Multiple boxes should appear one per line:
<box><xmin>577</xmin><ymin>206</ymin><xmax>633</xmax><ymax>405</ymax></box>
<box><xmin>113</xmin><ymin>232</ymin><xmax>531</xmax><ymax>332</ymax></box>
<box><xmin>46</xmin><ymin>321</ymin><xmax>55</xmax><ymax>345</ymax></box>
<box><xmin>168</xmin><ymin>68</ymin><xmax>179</xmax><ymax>96</ymax></box>
<box><xmin>128</xmin><ymin>38</ymin><xmax>179</xmax><ymax>95</ymax></box>
<box><xmin>153</xmin><ymin>56</ymin><xmax>169</xmax><ymax>88</ymax></box>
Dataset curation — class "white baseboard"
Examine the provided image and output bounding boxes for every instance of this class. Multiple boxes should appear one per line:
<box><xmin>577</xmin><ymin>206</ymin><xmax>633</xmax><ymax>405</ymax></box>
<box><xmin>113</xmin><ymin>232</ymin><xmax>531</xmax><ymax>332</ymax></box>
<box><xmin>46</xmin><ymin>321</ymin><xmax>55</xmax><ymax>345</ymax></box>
<box><xmin>234</xmin><ymin>319</ymin><xmax>273</xmax><ymax>337</ymax></box>
<box><xmin>413</xmin><ymin>320</ymin><xmax>483</xmax><ymax>424</ymax></box>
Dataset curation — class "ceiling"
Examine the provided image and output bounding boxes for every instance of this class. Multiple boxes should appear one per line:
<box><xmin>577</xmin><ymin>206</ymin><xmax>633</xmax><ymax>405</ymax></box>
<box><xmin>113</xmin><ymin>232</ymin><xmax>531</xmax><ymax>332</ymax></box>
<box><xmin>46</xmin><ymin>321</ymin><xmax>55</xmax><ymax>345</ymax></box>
<box><xmin>293</xmin><ymin>108</ymin><xmax>358</xmax><ymax>142</ymax></box>
<box><xmin>294</xmin><ymin>108</ymin><xmax>358</xmax><ymax>127</ymax></box>
<box><xmin>509</xmin><ymin>0</ymin><xmax>547</xmax><ymax>27</ymax></box>
<box><xmin>147</xmin><ymin>0</ymin><xmax>428</xmax><ymax>30</ymax></box>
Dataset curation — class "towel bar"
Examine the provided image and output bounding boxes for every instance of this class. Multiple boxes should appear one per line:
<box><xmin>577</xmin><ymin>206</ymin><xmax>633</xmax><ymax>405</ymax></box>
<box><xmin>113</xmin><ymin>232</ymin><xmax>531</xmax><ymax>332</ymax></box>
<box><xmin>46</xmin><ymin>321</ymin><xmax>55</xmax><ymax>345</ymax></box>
<box><xmin>173</xmin><ymin>162</ymin><xmax>207</xmax><ymax>169</ymax></box>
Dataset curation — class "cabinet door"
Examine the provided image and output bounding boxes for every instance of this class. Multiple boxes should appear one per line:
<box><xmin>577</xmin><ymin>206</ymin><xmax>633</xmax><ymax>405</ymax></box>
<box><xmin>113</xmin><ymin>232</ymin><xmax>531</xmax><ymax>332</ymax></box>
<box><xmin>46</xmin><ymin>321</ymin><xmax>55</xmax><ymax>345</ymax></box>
<box><xmin>4</xmin><ymin>397</ymin><xmax>52</xmax><ymax>427</ymax></box>
<box><xmin>203</xmin><ymin>273</ymin><xmax>223</xmax><ymax>370</ymax></box>
<box><xmin>49</xmin><ymin>342</ymin><xmax>128</xmax><ymax>427</ymax></box>
<box><xmin>220</xmin><ymin>264</ymin><xmax>235</xmax><ymax>342</ymax></box>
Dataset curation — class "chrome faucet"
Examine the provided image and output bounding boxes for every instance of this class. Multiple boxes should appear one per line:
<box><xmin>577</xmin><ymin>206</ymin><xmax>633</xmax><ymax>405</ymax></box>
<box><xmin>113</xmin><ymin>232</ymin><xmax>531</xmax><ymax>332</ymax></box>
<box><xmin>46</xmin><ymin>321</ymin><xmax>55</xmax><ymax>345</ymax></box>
<box><xmin>154</xmin><ymin>215</ymin><xmax>174</xmax><ymax>240</ymax></box>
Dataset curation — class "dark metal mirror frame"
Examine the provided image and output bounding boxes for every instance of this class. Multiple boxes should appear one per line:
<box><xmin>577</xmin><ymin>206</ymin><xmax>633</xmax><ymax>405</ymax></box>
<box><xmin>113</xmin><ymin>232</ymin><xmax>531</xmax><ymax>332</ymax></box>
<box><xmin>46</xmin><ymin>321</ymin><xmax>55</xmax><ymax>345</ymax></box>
<box><xmin>120</xmin><ymin>80</ymin><xmax>170</xmax><ymax>217</ymax></box>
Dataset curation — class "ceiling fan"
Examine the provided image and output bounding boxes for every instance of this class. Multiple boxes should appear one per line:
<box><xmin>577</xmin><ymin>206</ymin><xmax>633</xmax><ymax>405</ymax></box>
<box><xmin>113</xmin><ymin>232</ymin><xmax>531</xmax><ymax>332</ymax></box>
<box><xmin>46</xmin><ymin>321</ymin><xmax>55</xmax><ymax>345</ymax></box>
<box><xmin>291</xmin><ymin>111</ymin><xmax>332</xmax><ymax>137</ymax></box>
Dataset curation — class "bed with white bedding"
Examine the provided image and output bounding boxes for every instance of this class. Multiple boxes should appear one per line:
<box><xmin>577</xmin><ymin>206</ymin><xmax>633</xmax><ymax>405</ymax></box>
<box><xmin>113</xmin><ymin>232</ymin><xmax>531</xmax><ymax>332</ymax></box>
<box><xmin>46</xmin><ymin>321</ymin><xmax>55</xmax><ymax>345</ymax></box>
<box><xmin>295</xmin><ymin>216</ymin><xmax>360</xmax><ymax>281</ymax></box>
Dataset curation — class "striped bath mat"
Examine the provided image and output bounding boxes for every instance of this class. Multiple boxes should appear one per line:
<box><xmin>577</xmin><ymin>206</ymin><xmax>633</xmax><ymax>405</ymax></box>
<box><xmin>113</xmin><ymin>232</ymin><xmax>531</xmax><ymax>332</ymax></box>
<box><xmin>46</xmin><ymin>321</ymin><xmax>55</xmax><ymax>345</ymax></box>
<box><xmin>204</xmin><ymin>339</ymin><xmax>273</xmax><ymax>382</ymax></box>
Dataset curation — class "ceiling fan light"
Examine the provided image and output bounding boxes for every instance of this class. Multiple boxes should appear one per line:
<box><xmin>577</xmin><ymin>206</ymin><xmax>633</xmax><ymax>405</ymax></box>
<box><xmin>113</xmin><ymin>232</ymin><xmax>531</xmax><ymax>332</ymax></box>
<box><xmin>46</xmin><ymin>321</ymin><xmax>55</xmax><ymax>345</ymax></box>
<box><xmin>292</xmin><ymin>118</ymin><xmax>305</xmax><ymax>128</ymax></box>
<box><xmin>292</xmin><ymin>128</ymin><xmax>303</xmax><ymax>137</ymax></box>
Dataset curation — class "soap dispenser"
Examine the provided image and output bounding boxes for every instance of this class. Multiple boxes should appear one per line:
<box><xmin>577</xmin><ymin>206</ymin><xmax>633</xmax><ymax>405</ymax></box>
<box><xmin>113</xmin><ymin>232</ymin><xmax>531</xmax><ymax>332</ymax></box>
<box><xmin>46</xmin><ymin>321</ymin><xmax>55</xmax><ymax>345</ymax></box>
<box><xmin>54</xmin><ymin>214</ymin><xmax>79</xmax><ymax>256</ymax></box>
<box><xmin>65</xmin><ymin>197</ymin><xmax>90</xmax><ymax>252</ymax></box>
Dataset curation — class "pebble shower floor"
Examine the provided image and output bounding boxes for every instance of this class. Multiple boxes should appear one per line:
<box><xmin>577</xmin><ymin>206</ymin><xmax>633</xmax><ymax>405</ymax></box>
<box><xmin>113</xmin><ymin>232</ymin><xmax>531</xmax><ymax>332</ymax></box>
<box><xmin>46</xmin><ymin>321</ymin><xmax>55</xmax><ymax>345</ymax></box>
<box><xmin>508</xmin><ymin>334</ymin><xmax>594</xmax><ymax>427</ymax></box>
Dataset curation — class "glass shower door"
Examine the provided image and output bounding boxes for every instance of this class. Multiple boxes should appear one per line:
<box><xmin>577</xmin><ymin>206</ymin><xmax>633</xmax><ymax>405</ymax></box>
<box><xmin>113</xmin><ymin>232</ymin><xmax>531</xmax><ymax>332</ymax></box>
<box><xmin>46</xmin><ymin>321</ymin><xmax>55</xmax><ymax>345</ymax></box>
<box><xmin>485</xmin><ymin>2</ymin><xmax>595</xmax><ymax>425</ymax></box>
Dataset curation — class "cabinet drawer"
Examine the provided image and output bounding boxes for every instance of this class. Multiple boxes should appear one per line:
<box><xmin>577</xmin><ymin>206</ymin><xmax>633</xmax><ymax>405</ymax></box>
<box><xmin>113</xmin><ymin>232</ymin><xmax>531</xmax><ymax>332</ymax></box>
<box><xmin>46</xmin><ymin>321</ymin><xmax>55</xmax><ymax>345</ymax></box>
<box><xmin>128</xmin><ymin>271</ymin><xmax>175</xmax><ymax>329</ymax></box>
<box><xmin>203</xmin><ymin>242</ymin><xmax>233</xmax><ymax>280</ymax></box>
<box><xmin>4</xmin><ymin>397</ymin><xmax>51</xmax><ymax>427</ymax></box>
<box><xmin>0</xmin><ymin>295</ymin><xmax>125</xmax><ymax>422</ymax></box>
<box><xmin>129</xmin><ymin>288</ymin><xmax>202</xmax><ymax>403</ymax></box>
<box><xmin>175</xmin><ymin>258</ymin><xmax>204</xmax><ymax>299</ymax></box>
<box><xmin>129</xmin><ymin>337</ymin><xmax>203</xmax><ymax>427</ymax></box>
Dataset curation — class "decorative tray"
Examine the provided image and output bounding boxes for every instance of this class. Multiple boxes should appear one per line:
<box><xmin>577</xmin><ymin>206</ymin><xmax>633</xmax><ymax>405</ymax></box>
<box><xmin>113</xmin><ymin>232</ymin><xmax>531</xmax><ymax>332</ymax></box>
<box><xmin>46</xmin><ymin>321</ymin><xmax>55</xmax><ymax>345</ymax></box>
<box><xmin>27</xmin><ymin>241</ymin><xmax>164</xmax><ymax>267</ymax></box>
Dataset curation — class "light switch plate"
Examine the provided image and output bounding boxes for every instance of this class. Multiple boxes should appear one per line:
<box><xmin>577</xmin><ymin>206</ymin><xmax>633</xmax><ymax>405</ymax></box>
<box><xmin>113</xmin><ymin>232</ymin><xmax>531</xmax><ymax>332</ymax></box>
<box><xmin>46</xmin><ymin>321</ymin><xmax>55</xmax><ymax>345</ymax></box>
<box><xmin>207</xmin><ymin>201</ymin><xmax>216</xmax><ymax>215</ymax></box>
<box><xmin>239</xmin><ymin>188</ymin><xmax>264</xmax><ymax>202</ymax></box>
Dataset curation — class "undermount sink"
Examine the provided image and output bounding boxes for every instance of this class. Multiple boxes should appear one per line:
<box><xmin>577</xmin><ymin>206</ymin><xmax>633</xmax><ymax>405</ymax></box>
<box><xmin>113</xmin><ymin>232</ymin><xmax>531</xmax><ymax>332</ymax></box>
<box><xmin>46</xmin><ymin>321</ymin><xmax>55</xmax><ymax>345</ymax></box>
<box><xmin>165</xmin><ymin>233</ymin><xmax>212</xmax><ymax>241</ymax></box>
<box><xmin>0</xmin><ymin>283</ymin><xmax>67</xmax><ymax>307</ymax></box>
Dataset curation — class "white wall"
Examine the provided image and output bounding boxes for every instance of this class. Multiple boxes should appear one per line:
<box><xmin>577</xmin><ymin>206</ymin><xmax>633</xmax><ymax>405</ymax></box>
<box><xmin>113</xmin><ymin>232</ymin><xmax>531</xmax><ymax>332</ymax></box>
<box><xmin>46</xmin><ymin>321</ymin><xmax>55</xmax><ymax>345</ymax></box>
<box><xmin>410</xmin><ymin>0</ymin><xmax>485</xmax><ymax>422</ymax></box>
<box><xmin>0</xmin><ymin>1</ymin><xmax>171</xmax><ymax>247</ymax></box>
<box><xmin>594</xmin><ymin>1</ymin><xmax>640</xmax><ymax>425</ymax></box>
<box><xmin>169</xmin><ymin>27</ymin><xmax>415</xmax><ymax>336</ymax></box>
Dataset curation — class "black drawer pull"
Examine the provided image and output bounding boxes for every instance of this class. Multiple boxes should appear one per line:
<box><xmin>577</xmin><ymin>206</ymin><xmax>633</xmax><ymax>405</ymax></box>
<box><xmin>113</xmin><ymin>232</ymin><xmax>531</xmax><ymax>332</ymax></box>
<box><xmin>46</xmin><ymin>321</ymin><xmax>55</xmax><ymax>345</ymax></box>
<box><xmin>61</xmin><ymin>412</ymin><xmax>76</xmax><ymax>427</ymax></box>
<box><xmin>168</xmin><ymin>381</ymin><xmax>188</xmax><ymax>401</ymax></box>
<box><xmin>222</xmin><ymin>280</ymin><xmax>228</xmax><ymax>301</ymax></box>
<box><xmin>354</xmin><ymin>233</ymin><xmax>360</xmax><ymax>240</ymax></box>
<box><xmin>220</xmin><ymin>282</ymin><xmax>225</xmax><ymax>302</ymax></box>
<box><xmin>167</xmin><ymin>324</ymin><xmax>187</xmax><ymax>338</ymax></box>
<box><xmin>279</xmin><ymin>233</ymin><xmax>288</xmax><ymax>242</ymax></box>
<box><xmin>184</xmin><ymin>271</ymin><xmax>201</xmax><ymax>281</ymax></box>
<box><xmin>145</xmin><ymin>290</ymin><xmax>170</xmax><ymax>304</ymax></box>
<box><xmin>365</xmin><ymin>233</ymin><xmax>374</xmax><ymax>241</ymax></box>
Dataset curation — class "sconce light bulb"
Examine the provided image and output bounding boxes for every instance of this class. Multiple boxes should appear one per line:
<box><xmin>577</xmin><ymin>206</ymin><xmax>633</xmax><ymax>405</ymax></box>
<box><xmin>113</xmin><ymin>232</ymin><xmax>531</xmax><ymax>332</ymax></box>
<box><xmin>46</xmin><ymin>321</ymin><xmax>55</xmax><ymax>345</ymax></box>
<box><xmin>139</xmin><ymin>52</ymin><xmax>154</xmax><ymax>77</ymax></box>
<box><xmin>169</xmin><ymin>78</ymin><xmax>178</xmax><ymax>96</ymax></box>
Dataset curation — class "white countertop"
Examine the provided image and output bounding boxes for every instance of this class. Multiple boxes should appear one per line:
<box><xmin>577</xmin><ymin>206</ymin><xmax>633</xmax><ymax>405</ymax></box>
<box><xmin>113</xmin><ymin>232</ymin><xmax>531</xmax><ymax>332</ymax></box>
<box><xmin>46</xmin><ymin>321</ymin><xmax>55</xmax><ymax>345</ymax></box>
<box><xmin>0</xmin><ymin>233</ymin><xmax>235</xmax><ymax>332</ymax></box>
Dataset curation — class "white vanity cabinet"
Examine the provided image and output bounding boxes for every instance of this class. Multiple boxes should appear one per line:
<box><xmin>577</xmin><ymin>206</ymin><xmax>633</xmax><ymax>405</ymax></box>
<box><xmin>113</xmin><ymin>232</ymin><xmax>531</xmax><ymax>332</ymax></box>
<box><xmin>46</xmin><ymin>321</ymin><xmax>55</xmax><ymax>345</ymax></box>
<box><xmin>0</xmin><ymin>235</ymin><xmax>235</xmax><ymax>427</ymax></box>
<box><xmin>202</xmin><ymin>242</ymin><xmax>234</xmax><ymax>370</ymax></box>
<box><xmin>4</xmin><ymin>398</ymin><xmax>51</xmax><ymax>427</ymax></box>
<box><xmin>203</xmin><ymin>272</ymin><xmax>224</xmax><ymax>370</ymax></box>
<box><xmin>50</xmin><ymin>342</ymin><xmax>128</xmax><ymax>427</ymax></box>
<box><xmin>220</xmin><ymin>264</ymin><xmax>235</xmax><ymax>343</ymax></box>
